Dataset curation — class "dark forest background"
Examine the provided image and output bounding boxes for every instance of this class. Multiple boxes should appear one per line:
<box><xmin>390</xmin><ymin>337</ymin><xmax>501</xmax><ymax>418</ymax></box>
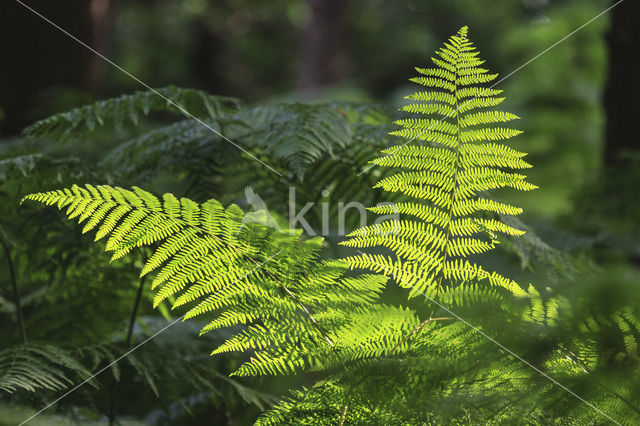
<box><xmin>2</xmin><ymin>0</ymin><xmax>639</xmax><ymax>217</ymax></box>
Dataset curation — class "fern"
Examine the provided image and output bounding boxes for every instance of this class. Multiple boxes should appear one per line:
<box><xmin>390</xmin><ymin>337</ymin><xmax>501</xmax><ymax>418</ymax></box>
<box><xmin>21</xmin><ymin>185</ymin><xmax>420</xmax><ymax>378</ymax></box>
<box><xmin>98</xmin><ymin>101</ymin><xmax>394</xmax><ymax>189</ymax></box>
<box><xmin>0</xmin><ymin>154</ymin><xmax>87</xmax><ymax>185</ymax></box>
<box><xmin>17</xmin><ymin>26</ymin><xmax>640</xmax><ymax>425</ymax></box>
<box><xmin>0</xmin><ymin>344</ymin><xmax>92</xmax><ymax>393</ymax></box>
<box><xmin>23</xmin><ymin>86</ymin><xmax>242</xmax><ymax>142</ymax></box>
<box><xmin>237</xmin><ymin>102</ymin><xmax>396</xmax><ymax>180</ymax></box>
<box><xmin>75</xmin><ymin>323</ymin><xmax>278</xmax><ymax>411</ymax></box>
<box><xmin>341</xmin><ymin>26</ymin><xmax>535</xmax><ymax>302</ymax></box>
<box><xmin>218</xmin><ymin>102</ymin><xmax>398</xmax><ymax>231</ymax></box>
<box><xmin>238</xmin><ymin>103</ymin><xmax>352</xmax><ymax>179</ymax></box>
<box><xmin>100</xmin><ymin>117</ymin><xmax>242</xmax><ymax>182</ymax></box>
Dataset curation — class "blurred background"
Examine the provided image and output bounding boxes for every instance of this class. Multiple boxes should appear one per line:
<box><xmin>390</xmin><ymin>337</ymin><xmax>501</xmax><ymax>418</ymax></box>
<box><xmin>1</xmin><ymin>0</ymin><xmax>639</xmax><ymax>424</ymax></box>
<box><xmin>1</xmin><ymin>0</ymin><xmax>638</xmax><ymax>219</ymax></box>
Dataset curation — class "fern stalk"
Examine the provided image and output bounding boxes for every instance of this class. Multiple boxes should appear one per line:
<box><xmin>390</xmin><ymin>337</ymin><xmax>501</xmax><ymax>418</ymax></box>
<box><xmin>108</xmin><ymin>273</ymin><xmax>147</xmax><ymax>425</ymax></box>
<box><xmin>125</xmin><ymin>275</ymin><xmax>147</xmax><ymax>346</ymax></box>
<box><xmin>339</xmin><ymin>393</ymin><xmax>351</xmax><ymax>426</ymax></box>
<box><xmin>1</xmin><ymin>238</ymin><xmax>27</xmax><ymax>344</ymax></box>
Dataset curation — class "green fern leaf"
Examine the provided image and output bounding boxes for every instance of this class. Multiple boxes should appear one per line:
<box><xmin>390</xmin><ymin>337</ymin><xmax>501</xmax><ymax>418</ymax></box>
<box><xmin>22</xmin><ymin>185</ymin><xmax>420</xmax><ymax>377</ymax></box>
<box><xmin>341</xmin><ymin>26</ymin><xmax>535</xmax><ymax>301</ymax></box>
<box><xmin>22</xmin><ymin>86</ymin><xmax>242</xmax><ymax>142</ymax></box>
<box><xmin>0</xmin><ymin>344</ymin><xmax>93</xmax><ymax>393</ymax></box>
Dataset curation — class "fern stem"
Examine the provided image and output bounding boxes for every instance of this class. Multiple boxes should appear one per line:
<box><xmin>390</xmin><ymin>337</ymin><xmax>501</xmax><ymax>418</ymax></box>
<box><xmin>389</xmin><ymin>316</ymin><xmax>452</xmax><ymax>355</ymax></box>
<box><xmin>435</xmin><ymin>48</ymin><xmax>464</xmax><ymax>294</ymax></box>
<box><xmin>1</xmin><ymin>239</ymin><xmax>27</xmax><ymax>344</ymax></box>
<box><xmin>109</xmin><ymin>274</ymin><xmax>147</xmax><ymax>425</ymax></box>
<box><xmin>125</xmin><ymin>275</ymin><xmax>146</xmax><ymax>346</ymax></box>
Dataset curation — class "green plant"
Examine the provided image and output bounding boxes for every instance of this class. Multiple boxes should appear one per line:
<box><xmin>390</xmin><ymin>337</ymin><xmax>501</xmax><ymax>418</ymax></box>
<box><xmin>0</xmin><ymin>344</ymin><xmax>92</xmax><ymax>394</ymax></box>
<box><xmin>12</xmin><ymin>27</ymin><xmax>640</xmax><ymax>425</ymax></box>
<box><xmin>341</xmin><ymin>25</ymin><xmax>536</xmax><ymax>302</ymax></box>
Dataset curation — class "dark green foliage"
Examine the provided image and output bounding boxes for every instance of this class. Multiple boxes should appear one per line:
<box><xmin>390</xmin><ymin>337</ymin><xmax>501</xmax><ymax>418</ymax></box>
<box><xmin>0</xmin><ymin>344</ymin><xmax>92</xmax><ymax>394</ymax></box>
<box><xmin>22</xmin><ymin>86</ymin><xmax>243</xmax><ymax>142</ymax></box>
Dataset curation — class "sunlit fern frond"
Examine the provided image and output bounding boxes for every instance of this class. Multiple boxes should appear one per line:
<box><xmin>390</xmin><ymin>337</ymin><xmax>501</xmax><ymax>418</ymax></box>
<box><xmin>341</xmin><ymin>26</ymin><xmax>535</xmax><ymax>302</ymax></box>
<box><xmin>255</xmin><ymin>380</ymin><xmax>387</xmax><ymax>426</ymax></box>
<box><xmin>260</xmin><ymin>315</ymin><xmax>640</xmax><ymax>425</ymax></box>
<box><xmin>22</xmin><ymin>185</ymin><xmax>420</xmax><ymax>377</ymax></box>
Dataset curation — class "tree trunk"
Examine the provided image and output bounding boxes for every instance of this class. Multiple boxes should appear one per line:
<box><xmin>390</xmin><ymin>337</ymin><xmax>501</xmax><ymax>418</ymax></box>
<box><xmin>298</xmin><ymin>0</ymin><xmax>350</xmax><ymax>92</ymax></box>
<box><xmin>603</xmin><ymin>0</ymin><xmax>640</xmax><ymax>167</ymax></box>
<box><xmin>190</xmin><ymin>19</ymin><xmax>226</xmax><ymax>95</ymax></box>
<box><xmin>0</xmin><ymin>0</ymin><xmax>113</xmax><ymax>135</ymax></box>
<box><xmin>87</xmin><ymin>0</ymin><xmax>119</xmax><ymax>92</ymax></box>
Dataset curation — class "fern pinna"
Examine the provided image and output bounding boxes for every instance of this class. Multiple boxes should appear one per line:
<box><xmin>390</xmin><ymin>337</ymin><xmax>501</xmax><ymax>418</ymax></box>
<box><xmin>342</xmin><ymin>26</ymin><xmax>536</xmax><ymax>302</ymax></box>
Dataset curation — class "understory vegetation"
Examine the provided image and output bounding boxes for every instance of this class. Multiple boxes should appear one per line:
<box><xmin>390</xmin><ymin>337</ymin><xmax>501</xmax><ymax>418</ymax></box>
<box><xmin>1</xmin><ymin>25</ymin><xmax>639</xmax><ymax>425</ymax></box>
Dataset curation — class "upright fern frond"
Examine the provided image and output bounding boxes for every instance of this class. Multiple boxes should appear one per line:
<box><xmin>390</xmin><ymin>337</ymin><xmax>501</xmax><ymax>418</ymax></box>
<box><xmin>342</xmin><ymin>26</ymin><xmax>535</xmax><ymax>301</ymax></box>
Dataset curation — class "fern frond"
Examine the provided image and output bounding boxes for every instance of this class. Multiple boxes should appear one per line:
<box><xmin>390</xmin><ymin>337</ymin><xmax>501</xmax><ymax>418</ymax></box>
<box><xmin>22</xmin><ymin>185</ymin><xmax>421</xmax><ymax>378</ymax></box>
<box><xmin>342</xmin><ymin>26</ymin><xmax>534</xmax><ymax>303</ymax></box>
<box><xmin>0</xmin><ymin>344</ymin><xmax>92</xmax><ymax>393</ymax></box>
<box><xmin>23</xmin><ymin>86</ymin><xmax>242</xmax><ymax>141</ymax></box>
<box><xmin>237</xmin><ymin>103</ymin><xmax>352</xmax><ymax>179</ymax></box>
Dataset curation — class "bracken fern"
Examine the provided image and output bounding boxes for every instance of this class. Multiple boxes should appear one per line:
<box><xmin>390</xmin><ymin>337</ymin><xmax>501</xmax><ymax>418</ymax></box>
<box><xmin>22</xmin><ymin>86</ymin><xmax>242</xmax><ymax>142</ymax></box>
<box><xmin>0</xmin><ymin>344</ymin><xmax>92</xmax><ymax>393</ymax></box>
